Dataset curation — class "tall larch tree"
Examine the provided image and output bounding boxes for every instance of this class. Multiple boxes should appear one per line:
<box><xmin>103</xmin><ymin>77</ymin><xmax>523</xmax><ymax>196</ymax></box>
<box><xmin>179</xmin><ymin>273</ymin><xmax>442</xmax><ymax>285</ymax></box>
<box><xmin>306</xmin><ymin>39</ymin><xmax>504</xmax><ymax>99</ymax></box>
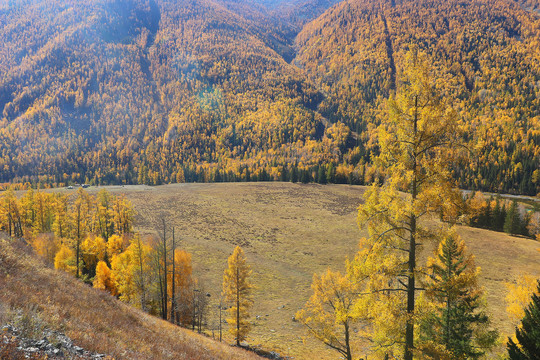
<box><xmin>222</xmin><ymin>246</ymin><xmax>253</xmax><ymax>346</ymax></box>
<box><xmin>419</xmin><ymin>230</ymin><xmax>497</xmax><ymax>359</ymax></box>
<box><xmin>349</xmin><ymin>48</ymin><xmax>461</xmax><ymax>359</ymax></box>
<box><xmin>71</xmin><ymin>188</ymin><xmax>92</xmax><ymax>278</ymax></box>
<box><xmin>52</xmin><ymin>193</ymin><xmax>70</xmax><ymax>239</ymax></box>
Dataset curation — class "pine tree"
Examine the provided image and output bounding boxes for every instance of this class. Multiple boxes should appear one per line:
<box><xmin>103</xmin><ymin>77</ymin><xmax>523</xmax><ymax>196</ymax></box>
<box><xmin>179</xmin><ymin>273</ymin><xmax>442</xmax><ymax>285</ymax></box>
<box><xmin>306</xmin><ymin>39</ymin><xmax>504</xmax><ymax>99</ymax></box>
<box><xmin>420</xmin><ymin>231</ymin><xmax>497</xmax><ymax>359</ymax></box>
<box><xmin>222</xmin><ymin>246</ymin><xmax>253</xmax><ymax>346</ymax></box>
<box><xmin>507</xmin><ymin>281</ymin><xmax>540</xmax><ymax>359</ymax></box>
<box><xmin>504</xmin><ymin>200</ymin><xmax>522</xmax><ymax>235</ymax></box>
<box><xmin>317</xmin><ymin>166</ymin><xmax>327</xmax><ymax>184</ymax></box>
<box><xmin>291</xmin><ymin>165</ymin><xmax>298</xmax><ymax>183</ymax></box>
<box><xmin>492</xmin><ymin>197</ymin><xmax>503</xmax><ymax>231</ymax></box>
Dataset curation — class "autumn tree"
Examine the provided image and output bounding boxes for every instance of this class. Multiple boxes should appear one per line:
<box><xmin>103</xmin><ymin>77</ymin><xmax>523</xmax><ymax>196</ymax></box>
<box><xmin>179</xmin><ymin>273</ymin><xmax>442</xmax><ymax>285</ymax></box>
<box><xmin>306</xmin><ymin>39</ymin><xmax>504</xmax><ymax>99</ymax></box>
<box><xmin>95</xmin><ymin>189</ymin><xmax>114</xmax><ymax>240</ymax></box>
<box><xmin>107</xmin><ymin>234</ymin><xmax>127</xmax><ymax>259</ymax></box>
<box><xmin>223</xmin><ymin>246</ymin><xmax>253</xmax><ymax>346</ymax></box>
<box><xmin>71</xmin><ymin>188</ymin><xmax>92</xmax><ymax>278</ymax></box>
<box><xmin>350</xmin><ymin>48</ymin><xmax>460</xmax><ymax>359</ymax></box>
<box><xmin>419</xmin><ymin>231</ymin><xmax>497</xmax><ymax>359</ymax></box>
<box><xmin>170</xmin><ymin>248</ymin><xmax>194</xmax><ymax>326</ymax></box>
<box><xmin>31</xmin><ymin>233</ymin><xmax>59</xmax><ymax>264</ymax></box>
<box><xmin>131</xmin><ymin>235</ymin><xmax>152</xmax><ymax>311</ymax></box>
<box><xmin>54</xmin><ymin>244</ymin><xmax>76</xmax><ymax>275</ymax></box>
<box><xmin>505</xmin><ymin>274</ymin><xmax>539</xmax><ymax>351</ymax></box>
<box><xmin>81</xmin><ymin>235</ymin><xmax>107</xmax><ymax>278</ymax></box>
<box><xmin>296</xmin><ymin>269</ymin><xmax>358</xmax><ymax>360</ymax></box>
<box><xmin>112</xmin><ymin>195</ymin><xmax>134</xmax><ymax>235</ymax></box>
<box><xmin>94</xmin><ymin>260</ymin><xmax>117</xmax><ymax>295</ymax></box>
<box><xmin>0</xmin><ymin>188</ymin><xmax>22</xmax><ymax>237</ymax></box>
<box><xmin>52</xmin><ymin>193</ymin><xmax>70</xmax><ymax>239</ymax></box>
<box><xmin>110</xmin><ymin>236</ymin><xmax>152</xmax><ymax>308</ymax></box>
<box><xmin>33</xmin><ymin>190</ymin><xmax>53</xmax><ymax>235</ymax></box>
<box><xmin>170</xmin><ymin>227</ymin><xmax>177</xmax><ymax>323</ymax></box>
<box><xmin>507</xmin><ymin>280</ymin><xmax>540</xmax><ymax>359</ymax></box>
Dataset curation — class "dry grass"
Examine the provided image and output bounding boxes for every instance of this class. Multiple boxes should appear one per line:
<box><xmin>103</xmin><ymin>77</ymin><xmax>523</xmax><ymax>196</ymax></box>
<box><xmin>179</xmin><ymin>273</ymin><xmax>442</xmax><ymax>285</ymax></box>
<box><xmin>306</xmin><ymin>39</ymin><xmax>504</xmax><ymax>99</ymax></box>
<box><xmin>42</xmin><ymin>183</ymin><xmax>540</xmax><ymax>359</ymax></box>
<box><xmin>0</xmin><ymin>236</ymin><xmax>261</xmax><ymax>360</ymax></box>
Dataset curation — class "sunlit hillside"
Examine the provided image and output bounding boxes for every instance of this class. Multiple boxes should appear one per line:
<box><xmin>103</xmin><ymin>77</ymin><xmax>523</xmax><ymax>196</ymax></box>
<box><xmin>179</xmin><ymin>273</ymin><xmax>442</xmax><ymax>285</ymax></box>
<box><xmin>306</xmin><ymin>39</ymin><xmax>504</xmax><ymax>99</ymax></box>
<box><xmin>0</xmin><ymin>232</ymin><xmax>261</xmax><ymax>360</ymax></box>
<box><xmin>0</xmin><ymin>0</ymin><xmax>538</xmax><ymax>195</ymax></box>
<box><xmin>44</xmin><ymin>182</ymin><xmax>540</xmax><ymax>359</ymax></box>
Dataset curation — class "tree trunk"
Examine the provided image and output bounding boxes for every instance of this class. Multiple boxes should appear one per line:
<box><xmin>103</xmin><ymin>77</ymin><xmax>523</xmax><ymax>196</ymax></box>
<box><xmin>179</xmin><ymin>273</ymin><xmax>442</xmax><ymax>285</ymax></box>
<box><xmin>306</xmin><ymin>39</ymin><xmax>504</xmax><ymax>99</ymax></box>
<box><xmin>236</xmin><ymin>265</ymin><xmax>240</xmax><ymax>346</ymax></box>
<box><xmin>404</xmin><ymin>94</ymin><xmax>419</xmax><ymax>360</ymax></box>
<box><xmin>162</xmin><ymin>219</ymin><xmax>168</xmax><ymax>320</ymax></box>
<box><xmin>170</xmin><ymin>227</ymin><xmax>176</xmax><ymax>323</ymax></box>
<box><xmin>76</xmin><ymin>205</ymin><xmax>81</xmax><ymax>278</ymax></box>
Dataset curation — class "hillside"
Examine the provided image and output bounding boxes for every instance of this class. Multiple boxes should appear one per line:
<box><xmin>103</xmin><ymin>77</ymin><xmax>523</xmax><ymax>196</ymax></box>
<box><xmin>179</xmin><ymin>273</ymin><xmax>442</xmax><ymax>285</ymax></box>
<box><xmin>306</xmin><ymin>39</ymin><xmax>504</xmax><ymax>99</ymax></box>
<box><xmin>46</xmin><ymin>182</ymin><xmax>540</xmax><ymax>359</ymax></box>
<box><xmin>0</xmin><ymin>0</ymin><xmax>539</xmax><ymax>195</ymax></box>
<box><xmin>0</xmin><ymin>234</ymin><xmax>261</xmax><ymax>360</ymax></box>
<box><xmin>0</xmin><ymin>0</ymin><xmax>331</xmax><ymax>187</ymax></box>
<box><xmin>295</xmin><ymin>0</ymin><xmax>540</xmax><ymax>195</ymax></box>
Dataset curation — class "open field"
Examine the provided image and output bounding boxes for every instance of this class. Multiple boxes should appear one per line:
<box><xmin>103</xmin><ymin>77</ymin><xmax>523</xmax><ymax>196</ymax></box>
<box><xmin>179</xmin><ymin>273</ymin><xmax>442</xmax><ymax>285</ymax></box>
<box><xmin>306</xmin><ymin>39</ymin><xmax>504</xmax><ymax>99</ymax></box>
<box><xmin>50</xmin><ymin>182</ymin><xmax>540</xmax><ymax>359</ymax></box>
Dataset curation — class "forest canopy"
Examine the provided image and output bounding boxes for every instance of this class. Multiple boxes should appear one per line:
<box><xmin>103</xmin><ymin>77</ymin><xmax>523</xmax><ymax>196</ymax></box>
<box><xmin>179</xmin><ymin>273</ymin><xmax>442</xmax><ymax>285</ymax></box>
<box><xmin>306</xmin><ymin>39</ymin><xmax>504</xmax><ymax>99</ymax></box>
<box><xmin>0</xmin><ymin>0</ymin><xmax>538</xmax><ymax>195</ymax></box>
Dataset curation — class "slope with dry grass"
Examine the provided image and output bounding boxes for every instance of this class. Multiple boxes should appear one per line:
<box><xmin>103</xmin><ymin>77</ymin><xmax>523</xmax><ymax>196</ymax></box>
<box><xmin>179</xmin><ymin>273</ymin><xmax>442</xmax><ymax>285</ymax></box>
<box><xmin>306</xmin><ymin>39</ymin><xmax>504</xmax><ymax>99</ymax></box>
<box><xmin>44</xmin><ymin>182</ymin><xmax>540</xmax><ymax>359</ymax></box>
<box><xmin>0</xmin><ymin>234</ymin><xmax>261</xmax><ymax>360</ymax></box>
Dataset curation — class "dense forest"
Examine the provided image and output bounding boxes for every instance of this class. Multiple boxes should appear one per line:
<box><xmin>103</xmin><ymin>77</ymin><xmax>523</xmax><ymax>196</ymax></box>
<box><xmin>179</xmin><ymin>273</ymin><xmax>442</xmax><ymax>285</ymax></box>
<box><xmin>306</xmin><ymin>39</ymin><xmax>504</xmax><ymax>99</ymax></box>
<box><xmin>0</xmin><ymin>0</ymin><xmax>539</xmax><ymax>195</ymax></box>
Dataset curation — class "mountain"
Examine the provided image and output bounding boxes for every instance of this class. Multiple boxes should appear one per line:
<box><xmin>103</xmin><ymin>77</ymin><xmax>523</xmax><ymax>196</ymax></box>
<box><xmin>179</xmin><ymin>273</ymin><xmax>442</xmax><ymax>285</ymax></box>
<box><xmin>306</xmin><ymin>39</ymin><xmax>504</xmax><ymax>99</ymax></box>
<box><xmin>0</xmin><ymin>0</ymin><xmax>538</xmax><ymax>195</ymax></box>
<box><xmin>295</xmin><ymin>0</ymin><xmax>540</xmax><ymax>195</ymax></box>
<box><xmin>0</xmin><ymin>234</ymin><xmax>260</xmax><ymax>359</ymax></box>
<box><xmin>0</xmin><ymin>0</ymin><xmax>337</xmax><ymax>187</ymax></box>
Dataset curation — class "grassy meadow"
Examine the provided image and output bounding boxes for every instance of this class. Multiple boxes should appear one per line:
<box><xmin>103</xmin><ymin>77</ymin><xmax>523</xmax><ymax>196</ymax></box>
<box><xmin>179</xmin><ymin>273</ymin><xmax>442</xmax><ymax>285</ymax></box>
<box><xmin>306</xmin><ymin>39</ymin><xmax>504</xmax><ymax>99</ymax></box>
<box><xmin>48</xmin><ymin>182</ymin><xmax>540</xmax><ymax>359</ymax></box>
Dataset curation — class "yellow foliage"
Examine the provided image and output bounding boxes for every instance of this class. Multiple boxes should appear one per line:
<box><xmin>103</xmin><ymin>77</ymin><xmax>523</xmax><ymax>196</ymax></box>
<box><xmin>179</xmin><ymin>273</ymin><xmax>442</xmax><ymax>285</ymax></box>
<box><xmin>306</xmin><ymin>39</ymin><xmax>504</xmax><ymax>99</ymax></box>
<box><xmin>93</xmin><ymin>260</ymin><xmax>117</xmax><ymax>295</ymax></box>
<box><xmin>295</xmin><ymin>269</ymin><xmax>357</xmax><ymax>360</ymax></box>
<box><xmin>169</xmin><ymin>249</ymin><xmax>194</xmax><ymax>326</ymax></box>
<box><xmin>506</xmin><ymin>274</ymin><xmax>539</xmax><ymax>325</ymax></box>
<box><xmin>222</xmin><ymin>246</ymin><xmax>253</xmax><ymax>345</ymax></box>
<box><xmin>81</xmin><ymin>235</ymin><xmax>106</xmax><ymax>272</ymax></box>
<box><xmin>54</xmin><ymin>244</ymin><xmax>76</xmax><ymax>275</ymax></box>
<box><xmin>31</xmin><ymin>233</ymin><xmax>60</xmax><ymax>264</ymax></box>
<box><xmin>111</xmin><ymin>236</ymin><xmax>152</xmax><ymax>308</ymax></box>
<box><xmin>107</xmin><ymin>234</ymin><xmax>127</xmax><ymax>259</ymax></box>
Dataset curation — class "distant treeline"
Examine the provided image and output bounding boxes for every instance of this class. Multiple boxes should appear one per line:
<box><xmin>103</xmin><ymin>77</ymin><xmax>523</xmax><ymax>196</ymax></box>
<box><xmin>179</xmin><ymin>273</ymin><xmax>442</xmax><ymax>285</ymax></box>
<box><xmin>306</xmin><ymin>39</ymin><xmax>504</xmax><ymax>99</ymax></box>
<box><xmin>465</xmin><ymin>192</ymin><xmax>539</xmax><ymax>239</ymax></box>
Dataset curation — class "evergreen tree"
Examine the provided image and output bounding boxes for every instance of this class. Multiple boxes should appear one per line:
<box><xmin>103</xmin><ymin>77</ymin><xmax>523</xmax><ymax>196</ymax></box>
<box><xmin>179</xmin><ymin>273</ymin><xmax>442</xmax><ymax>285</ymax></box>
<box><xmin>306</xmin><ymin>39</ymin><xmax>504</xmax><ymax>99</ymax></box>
<box><xmin>507</xmin><ymin>281</ymin><xmax>540</xmax><ymax>360</ymax></box>
<box><xmin>290</xmin><ymin>165</ymin><xmax>298</xmax><ymax>183</ymax></box>
<box><xmin>492</xmin><ymin>197</ymin><xmax>503</xmax><ymax>231</ymax></box>
<box><xmin>326</xmin><ymin>163</ymin><xmax>336</xmax><ymax>184</ymax></box>
<box><xmin>317</xmin><ymin>166</ymin><xmax>327</xmax><ymax>184</ymax></box>
<box><xmin>280</xmin><ymin>166</ymin><xmax>288</xmax><ymax>182</ymax></box>
<box><xmin>301</xmin><ymin>169</ymin><xmax>310</xmax><ymax>184</ymax></box>
<box><xmin>504</xmin><ymin>200</ymin><xmax>522</xmax><ymax>235</ymax></box>
<box><xmin>420</xmin><ymin>231</ymin><xmax>497</xmax><ymax>359</ymax></box>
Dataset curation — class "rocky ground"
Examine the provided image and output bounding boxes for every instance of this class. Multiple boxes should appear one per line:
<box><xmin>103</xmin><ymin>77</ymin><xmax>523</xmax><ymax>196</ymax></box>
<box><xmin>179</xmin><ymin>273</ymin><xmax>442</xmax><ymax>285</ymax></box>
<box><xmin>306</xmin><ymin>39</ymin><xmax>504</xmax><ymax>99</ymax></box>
<box><xmin>1</xmin><ymin>324</ymin><xmax>108</xmax><ymax>359</ymax></box>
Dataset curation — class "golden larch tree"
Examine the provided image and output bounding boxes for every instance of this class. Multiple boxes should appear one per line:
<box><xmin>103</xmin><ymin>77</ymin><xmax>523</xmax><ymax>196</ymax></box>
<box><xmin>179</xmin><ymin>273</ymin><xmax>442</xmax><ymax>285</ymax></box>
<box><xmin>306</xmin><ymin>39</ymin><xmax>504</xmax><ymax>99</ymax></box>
<box><xmin>349</xmin><ymin>48</ymin><xmax>461</xmax><ymax>359</ymax></box>
<box><xmin>94</xmin><ymin>260</ymin><xmax>117</xmax><ymax>295</ymax></box>
<box><xmin>222</xmin><ymin>246</ymin><xmax>253</xmax><ymax>346</ymax></box>
<box><xmin>296</xmin><ymin>269</ymin><xmax>358</xmax><ymax>360</ymax></box>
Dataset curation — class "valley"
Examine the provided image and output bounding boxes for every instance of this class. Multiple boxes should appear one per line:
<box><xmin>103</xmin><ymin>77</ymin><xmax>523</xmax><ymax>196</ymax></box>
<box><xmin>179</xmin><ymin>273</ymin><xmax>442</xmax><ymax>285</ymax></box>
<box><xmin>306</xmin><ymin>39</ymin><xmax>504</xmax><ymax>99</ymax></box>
<box><xmin>50</xmin><ymin>182</ymin><xmax>540</xmax><ymax>359</ymax></box>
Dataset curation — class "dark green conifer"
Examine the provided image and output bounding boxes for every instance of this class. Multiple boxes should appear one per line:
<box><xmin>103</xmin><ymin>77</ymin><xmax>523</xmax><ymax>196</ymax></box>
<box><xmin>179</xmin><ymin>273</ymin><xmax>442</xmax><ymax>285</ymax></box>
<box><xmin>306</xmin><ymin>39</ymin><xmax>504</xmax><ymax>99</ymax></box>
<box><xmin>507</xmin><ymin>281</ymin><xmax>540</xmax><ymax>360</ymax></box>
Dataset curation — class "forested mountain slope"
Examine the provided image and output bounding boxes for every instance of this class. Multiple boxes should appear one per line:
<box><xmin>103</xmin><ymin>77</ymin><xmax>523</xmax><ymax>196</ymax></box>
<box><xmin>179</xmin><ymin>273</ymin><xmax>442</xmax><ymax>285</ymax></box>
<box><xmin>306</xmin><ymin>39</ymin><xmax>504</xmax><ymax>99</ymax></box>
<box><xmin>0</xmin><ymin>0</ymin><xmax>539</xmax><ymax>195</ymax></box>
<box><xmin>0</xmin><ymin>0</ymin><xmax>342</xmax><ymax>186</ymax></box>
<box><xmin>296</xmin><ymin>0</ymin><xmax>540</xmax><ymax>195</ymax></box>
